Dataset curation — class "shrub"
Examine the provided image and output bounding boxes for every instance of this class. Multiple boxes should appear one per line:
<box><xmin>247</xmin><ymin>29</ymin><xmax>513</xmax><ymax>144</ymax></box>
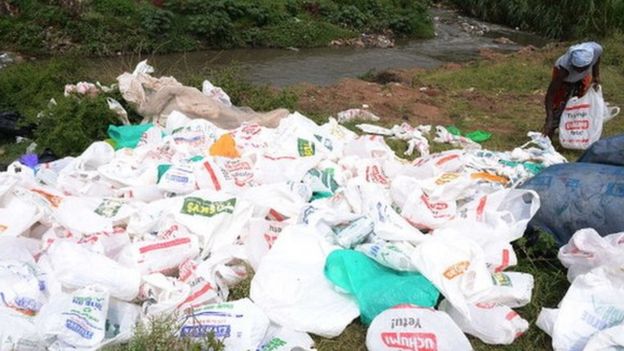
<box><xmin>27</xmin><ymin>94</ymin><xmax>122</xmax><ymax>156</ymax></box>
<box><xmin>140</xmin><ymin>7</ymin><xmax>174</xmax><ymax>35</ymax></box>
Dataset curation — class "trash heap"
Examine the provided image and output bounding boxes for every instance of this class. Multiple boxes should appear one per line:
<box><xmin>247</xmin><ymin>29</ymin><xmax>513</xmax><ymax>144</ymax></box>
<box><xmin>0</xmin><ymin>63</ymin><xmax>569</xmax><ymax>350</ymax></box>
<box><xmin>537</xmin><ymin>228</ymin><xmax>624</xmax><ymax>351</ymax></box>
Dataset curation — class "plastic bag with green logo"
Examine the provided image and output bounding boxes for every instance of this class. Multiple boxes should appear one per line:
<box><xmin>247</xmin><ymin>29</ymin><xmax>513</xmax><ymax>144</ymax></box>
<box><xmin>324</xmin><ymin>249</ymin><xmax>439</xmax><ymax>325</ymax></box>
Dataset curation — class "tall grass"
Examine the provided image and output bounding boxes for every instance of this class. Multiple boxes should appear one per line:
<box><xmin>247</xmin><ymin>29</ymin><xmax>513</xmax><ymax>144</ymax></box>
<box><xmin>449</xmin><ymin>0</ymin><xmax>624</xmax><ymax>39</ymax></box>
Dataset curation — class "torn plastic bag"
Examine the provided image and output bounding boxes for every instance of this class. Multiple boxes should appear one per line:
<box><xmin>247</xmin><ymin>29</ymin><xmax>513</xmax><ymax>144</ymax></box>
<box><xmin>439</xmin><ymin>300</ymin><xmax>528</xmax><ymax>345</ymax></box>
<box><xmin>202</xmin><ymin>80</ymin><xmax>232</xmax><ymax>106</ymax></box>
<box><xmin>138</xmin><ymin>273</ymin><xmax>190</xmax><ymax>317</ymax></box>
<box><xmin>325</xmin><ymin>250</ymin><xmax>439</xmax><ymax>325</ymax></box>
<box><xmin>36</xmin><ymin>285</ymin><xmax>109</xmax><ymax>349</ymax></box>
<box><xmin>520</xmin><ymin>163</ymin><xmax>624</xmax><ymax>246</ymax></box>
<box><xmin>181</xmin><ymin>245</ymin><xmax>248</xmax><ymax>308</ymax></box>
<box><xmin>558</xmin><ymin>228</ymin><xmax>624</xmax><ymax>282</ymax></box>
<box><xmin>177</xmin><ymin>298</ymin><xmax>269</xmax><ymax>351</ymax></box>
<box><xmin>366</xmin><ymin>305</ymin><xmax>472</xmax><ymax>351</ymax></box>
<box><xmin>250</xmin><ymin>227</ymin><xmax>359</xmax><ymax>338</ymax></box>
<box><xmin>42</xmin><ymin>241</ymin><xmax>140</xmax><ymax>301</ymax></box>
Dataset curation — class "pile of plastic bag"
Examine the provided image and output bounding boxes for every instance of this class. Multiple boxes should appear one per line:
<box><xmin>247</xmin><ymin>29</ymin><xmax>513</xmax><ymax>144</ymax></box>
<box><xmin>537</xmin><ymin>228</ymin><xmax>624</xmax><ymax>350</ymax></box>
<box><xmin>0</xmin><ymin>64</ymin><xmax>570</xmax><ymax>350</ymax></box>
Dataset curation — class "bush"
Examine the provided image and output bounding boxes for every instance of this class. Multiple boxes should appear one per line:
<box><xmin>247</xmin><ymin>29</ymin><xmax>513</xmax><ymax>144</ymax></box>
<box><xmin>140</xmin><ymin>7</ymin><xmax>174</xmax><ymax>35</ymax></box>
<box><xmin>331</xmin><ymin>5</ymin><xmax>370</xmax><ymax>30</ymax></box>
<box><xmin>26</xmin><ymin>94</ymin><xmax>122</xmax><ymax>156</ymax></box>
<box><xmin>188</xmin><ymin>12</ymin><xmax>235</xmax><ymax>46</ymax></box>
<box><xmin>449</xmin><ymin>0</ymin><xmax>624</xmax><ymax>39</ymax></box>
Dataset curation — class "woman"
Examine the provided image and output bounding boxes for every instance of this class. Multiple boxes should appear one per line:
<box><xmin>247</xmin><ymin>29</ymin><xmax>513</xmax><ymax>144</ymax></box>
<box><xmin>543</xmin><ymin>42</ymin><xmax>602</xmax><ymax>139</ymax></box>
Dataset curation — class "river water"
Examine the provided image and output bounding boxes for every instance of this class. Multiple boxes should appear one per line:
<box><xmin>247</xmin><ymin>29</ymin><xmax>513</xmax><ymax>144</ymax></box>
<box><xmin>7</xmin><ymin>8</ymin><xmax>550</xmax><ymax>87</ymax></box>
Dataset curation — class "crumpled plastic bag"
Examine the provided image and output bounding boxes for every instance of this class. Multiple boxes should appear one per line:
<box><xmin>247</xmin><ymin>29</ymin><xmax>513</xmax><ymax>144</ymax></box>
<box><xmin>324</xmin><ymin>249</ymin><xmax>439</xmax><ymax>325</ymax></box>
<box><xmin>250</xmin><ymin>227</ymin><xmax>359</xmax><ymax>338</ymax></box>
<box><xmin>41</xmin><ymin>241</ymin><xmax>140</xmax><ymax>301</ymax></box>
<box><xmin>439</xmin><ymin>299</ymin><xmax>528</xmax><ymax>345</ymax></box>
<box><xmin>542</xmin><ymin>266</ymin><xmax>624</xmax><ymax>351</ymax></box>
<box><xmin>558</xmin><ymin>228</ymin><xmax>624</xmax><ymax>282</ymax></box>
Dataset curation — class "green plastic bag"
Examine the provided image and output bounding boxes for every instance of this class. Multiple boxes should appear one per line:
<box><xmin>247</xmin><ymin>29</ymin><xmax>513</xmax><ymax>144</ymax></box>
<box><xmin>446</xmin><ymin>125</ymin><xmax>492</xmax><ymax>143</ymax></box>
<box><xmin>107</xmin><ymin>124</ymin><xmax>153</xmax><ymax>150</ymax></box>
<box><xmin>324</xmin><ymin>250</ymin><xmax>439</xmax><ymax>325</ymax></box>
<box><xmin>465</xmin><ymin>130</ymin><xmax>492</xmax><ymax>143</ymax></box>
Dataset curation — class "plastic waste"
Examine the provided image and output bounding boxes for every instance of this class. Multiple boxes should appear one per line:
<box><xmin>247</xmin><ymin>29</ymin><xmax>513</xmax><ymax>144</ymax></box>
<box><xmin>42</xmin><ymin>241</ymin><xmax>141</xmax><ymax>301</ymax></box>
<box><xmin>542</xmin><ymin>266</ymin><xmax>624</xmax><ymax>351</ymax></box>
<box><xmin>366</xmin><ymin>305</ymin><xmax>472</xmax><ymax>351</ymax></box>
<box><xmin>256</xmin><ymin>324</ymin><xmax>315</xmax><ymax>351</ymax></box>
<box><xmin>558</xmin><ymin>228</ymin><xmax>624</xmax><ymax>282</ymax></box>
<box><xmin>325</xmin><ymin>249</ymin><xmax>439</xmax><ymax>325</ymax></box>
<box><xmin>439</xmin><ymin>299</ymin><xmax>528</xmax><ymax>345</ymax></box>
<box><xmin>0</xmin><ymin>308</ymin><xmax>44</xmax><ymax>350</ymax></box>
<box><xmin>559</xmin><ymin>85</ymin><xmax>619</xmax><ymax>150</ymax></box>
<box><xmin>336</xmin><ymin>109</ymin><xmax>381</xmax><ymax>123</ymax></box>
<box><xmin>36</xmin><ymin>285</ymin><xmax>110</xmax><ymax>349</ymax></box>
<box><xmin>178</xmin><ymin>298</ymin><xmax>269</xmax><ymax>351</ymax></box>
<box><xmin>107</xmin><ymin>124</ymin><xmax>154</xmax><ymax>150</ymax></box>
<box><xmin>250</xmin><ymin>227</ymin><xmax>360</xmax><ymax>338</ymax></box>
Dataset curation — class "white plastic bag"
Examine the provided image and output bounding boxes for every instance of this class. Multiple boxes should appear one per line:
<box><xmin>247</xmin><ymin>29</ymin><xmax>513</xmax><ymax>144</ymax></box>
<box><xmin>117</xmin><ymin>235</ymin><xmax>200</xmax><ymax>275</ymax></box>
<box><xmin>257</xmin><ymin>324</ymin><xmax>315</xmax><ymax>351</ymax></box>
<box><xmin>366</xmin><ymin>305</ymin><xmax>472</xmax><ymax>351</ymax></box>
<box><xmin>410</xmin><ymin>234</ymin><xmax>493</xmax><ymax>318</ymax></box>
<box><xmin>178</xmin><ymin>298</ymin><xmax>269</xmax><ymax>351</ymax></box>
<box><xmin>0</xmin><ymin>193</ymin><xmax>42</xmax><ymax>237</ymax></box>
<box><xmin>0</xmin><ymin>308</ymin><xmax>44</xmax><ymax>351</ymax></box>
<box><xmin>584</xmin><ymin>324</ymin><xmax>624</xmax><ymax>351</ymax></box>
<box><xmin>475</xmin><ymin>272</ymin><xmax>534</xmax><ymax>308</ymax></box>
<box><xmin>36</xmin><ymin>285</ymin><xmax>110</xmax><ymax>349</ymax></box>
<box><xmin>173</xmin><ymin>190</ymin><xmax>254</xmax><ymax>253</ymax></box>
<box><xmin>549</xmin><ymin>266</ymin><xmax>624</xmax><ymax>351</ymax></box>
<box><xmin>536</xmin><ymin>308</ymin><xmax>559</xmax><ymax>337</ymax></box>
<box><xmin>100</xmin><ymin>299</ymin><xmax>141</xmax><ymax>348</ymax></box>
<box><xmin>356</xmin><ymin>241</ymin><xmax>418</xmax><ymax>272</ymax></box>
<box><xmin>440</xmin><ymin>189</ymin><xmax>540</xmax><ymax>244</ymax></box>
<box><xmin>439</xmin><ymin>300</ymin><xmax>528</xmax><ymax>345</ymax></box>
<box><xmin>0</xmin><ymin>260</ymin><xmax>49</xmax><ymax>315</ymax></box>
<box><xmin>558</xmin><ymin>228</ymin><xmax>624</xmax><ymax>282</ymax></box>
<box><xmin>250</xmin><ymin>226</ymin><xmax>359</xmax><ymax>338</ymax></box>
<box><xmin>559</xmin><ymin>86</ymin><xmax>606</xmax><ymax>150</ymax></box>
<box><xmin>43</xmin><ymin>241</ymin><xmax>140</xmax><ymax>301</ymax></box>
<box><xmin>138</xmin><ymin>273</ymin><xmax>191</xmax><ymax>317</ymax></box>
